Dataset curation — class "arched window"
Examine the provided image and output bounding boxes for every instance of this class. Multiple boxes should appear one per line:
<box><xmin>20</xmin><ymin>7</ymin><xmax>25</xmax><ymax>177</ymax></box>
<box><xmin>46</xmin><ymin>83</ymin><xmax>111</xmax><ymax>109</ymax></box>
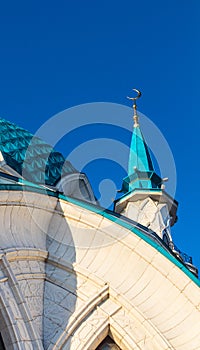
<box><xmin>96</xmin><ymin>336</ymin><xmax>121</xmax><ymax>350</ymax></box>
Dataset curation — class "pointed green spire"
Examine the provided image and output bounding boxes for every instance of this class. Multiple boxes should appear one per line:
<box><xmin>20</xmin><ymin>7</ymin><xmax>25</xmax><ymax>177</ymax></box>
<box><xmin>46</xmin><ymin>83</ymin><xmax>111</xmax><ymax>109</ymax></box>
<box><xmin>128</xmin><ymin>125</ymin><xmax>154</xmax><ymax>176</ymax></box>
<box><xmin>121</xmin><ymin>89</ymin><xmax>162</xmax><ymax>193</ymax></box>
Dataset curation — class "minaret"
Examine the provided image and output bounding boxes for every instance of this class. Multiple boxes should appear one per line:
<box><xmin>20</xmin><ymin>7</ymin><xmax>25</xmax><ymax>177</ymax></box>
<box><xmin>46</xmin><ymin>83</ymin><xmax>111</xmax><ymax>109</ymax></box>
<box><xmin>114</xmin><ymin>89</ymin><xmax>178</xmax><ymax>244</ymax></box>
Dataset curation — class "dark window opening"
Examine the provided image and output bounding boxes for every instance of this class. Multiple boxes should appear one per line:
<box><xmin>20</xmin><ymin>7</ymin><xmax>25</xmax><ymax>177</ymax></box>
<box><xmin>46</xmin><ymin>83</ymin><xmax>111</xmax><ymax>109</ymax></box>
<box><xmin>0</xmin><ymin>333</ymin><xmax>5</xmax><ymax>350</ymax></box>
<box><xmin>96</xmin><ymin>336</ymin><xmax>121</xmax><ymax>350</ymax></box>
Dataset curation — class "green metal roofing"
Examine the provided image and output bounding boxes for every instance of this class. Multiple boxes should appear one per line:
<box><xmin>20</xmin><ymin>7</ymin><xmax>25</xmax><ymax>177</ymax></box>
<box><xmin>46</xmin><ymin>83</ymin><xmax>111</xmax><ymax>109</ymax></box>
<box><xmin>128</xmin><ymin>125</ymin><xmax>154</xmax><ymax>176</ymax></box>
<box><xmin>0</xmin><ymin>118</ymin><xmax>76</xmax><ymax>185</ymax></box>
<box><xmin>120</xmin><ymin>124</ymin><xmax>162</xmax><ymax>193</ymax></box>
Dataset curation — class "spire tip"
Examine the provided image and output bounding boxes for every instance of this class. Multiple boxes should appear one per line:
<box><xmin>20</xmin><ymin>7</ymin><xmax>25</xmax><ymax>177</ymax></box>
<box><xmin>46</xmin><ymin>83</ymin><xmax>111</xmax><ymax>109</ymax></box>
<box><xmin>127</xmin><ymin>88</ymin><xmax>142</xmax><ymax>127</ymax></box>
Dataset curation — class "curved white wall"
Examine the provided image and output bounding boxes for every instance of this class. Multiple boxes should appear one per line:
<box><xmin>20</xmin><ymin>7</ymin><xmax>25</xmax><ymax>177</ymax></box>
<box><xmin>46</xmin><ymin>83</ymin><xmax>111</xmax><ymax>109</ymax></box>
<box><xmin>0</xmin><ymin>190</ymin><xmax>199</xmax><ymax>350</ymax></box>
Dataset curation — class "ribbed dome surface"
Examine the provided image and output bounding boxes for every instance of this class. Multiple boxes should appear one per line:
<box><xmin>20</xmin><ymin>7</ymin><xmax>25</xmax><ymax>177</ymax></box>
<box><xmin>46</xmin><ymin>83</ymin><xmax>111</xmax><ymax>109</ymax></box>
<box><xmin>0</xmin><ymin>118</ymin><xmax>76</xmax><ymax>185</ymax></box>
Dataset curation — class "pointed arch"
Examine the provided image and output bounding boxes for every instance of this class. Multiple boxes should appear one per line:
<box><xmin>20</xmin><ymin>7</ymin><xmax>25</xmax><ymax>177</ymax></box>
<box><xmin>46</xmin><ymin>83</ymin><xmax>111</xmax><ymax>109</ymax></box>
<box><xmin>96</xmin><ymin>336</ymin><xmax>121</xmax><ymax>350</ymax></box>
<box><xmin>0</xmin><ymin>254</ymin><xmax>43</xmax><ymax>350</ymax></box>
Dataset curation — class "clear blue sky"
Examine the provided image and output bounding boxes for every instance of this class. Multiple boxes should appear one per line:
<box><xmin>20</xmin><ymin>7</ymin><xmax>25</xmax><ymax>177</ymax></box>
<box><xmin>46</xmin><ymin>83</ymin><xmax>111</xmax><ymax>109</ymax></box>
<box><xmin>0</xmin><ymin>1</ymin><xmax>200</xmax><ymax>270</ymax></box>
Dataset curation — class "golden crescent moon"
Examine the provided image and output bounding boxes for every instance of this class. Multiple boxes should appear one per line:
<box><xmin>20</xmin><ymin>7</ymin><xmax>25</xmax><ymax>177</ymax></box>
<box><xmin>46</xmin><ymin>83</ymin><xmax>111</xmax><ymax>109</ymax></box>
<box><xmin>127</xmin><ymin>88</ymin><xmax>142</xmax><ymax>101</ymax></box>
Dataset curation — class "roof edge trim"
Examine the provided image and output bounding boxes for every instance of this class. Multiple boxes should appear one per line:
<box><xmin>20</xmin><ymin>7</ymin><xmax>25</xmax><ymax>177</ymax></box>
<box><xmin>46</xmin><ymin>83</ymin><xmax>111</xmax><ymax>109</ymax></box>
<box><xmin>0</xmin><ymin>183</ymin><xmax>199</xmax><ymax>287</ymax></box>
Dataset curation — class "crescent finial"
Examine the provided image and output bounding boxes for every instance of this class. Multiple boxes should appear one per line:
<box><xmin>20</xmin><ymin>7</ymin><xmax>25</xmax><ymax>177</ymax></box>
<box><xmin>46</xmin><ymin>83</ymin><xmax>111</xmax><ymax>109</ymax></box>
<box><xmin>127</xmin><ymin>88</ymin><xmax>142</xmax><ymax>102</ymax></box>
<box><xmin>127</xmin><ymin>88</ymin><xmax>142</xmax><ymax>128</ymax></box>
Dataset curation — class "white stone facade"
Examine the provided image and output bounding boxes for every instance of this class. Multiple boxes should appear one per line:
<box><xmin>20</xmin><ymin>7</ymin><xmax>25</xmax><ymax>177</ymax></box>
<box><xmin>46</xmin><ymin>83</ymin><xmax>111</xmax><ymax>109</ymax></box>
<box><xmin>0</xmin><ymin>189</ymin><xmax>200</xmax><ymax>349</ymax></box>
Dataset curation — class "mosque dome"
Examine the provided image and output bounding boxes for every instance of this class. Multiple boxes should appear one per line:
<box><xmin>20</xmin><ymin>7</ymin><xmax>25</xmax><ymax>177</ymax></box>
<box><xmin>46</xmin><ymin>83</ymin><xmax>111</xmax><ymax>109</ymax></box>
<box><xmin>0</xmin><ymin>118</ymin><xmax>77</xmax><ymax>186</ymax></box>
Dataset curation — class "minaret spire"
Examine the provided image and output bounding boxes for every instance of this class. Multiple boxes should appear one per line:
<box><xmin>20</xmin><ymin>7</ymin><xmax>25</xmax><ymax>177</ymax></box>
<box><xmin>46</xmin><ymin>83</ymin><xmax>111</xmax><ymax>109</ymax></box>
<box><xmin>114</xmin><ymin>88</ymin><xmax>178</xmax><ymax>242</ymax></box>
<box><xmin>127</xmin><ymin>88</ymin><xmax>154</xmax><ymax>179</ymax></box>
<box><xmin>127</xmin><ymin>88</ymin><xmax>141</xmax><ymax>128</ymax></box>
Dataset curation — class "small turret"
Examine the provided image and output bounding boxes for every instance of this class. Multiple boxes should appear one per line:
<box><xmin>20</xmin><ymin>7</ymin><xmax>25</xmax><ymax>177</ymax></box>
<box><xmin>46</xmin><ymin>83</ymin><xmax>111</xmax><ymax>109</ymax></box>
<box><xmin>114</xmin><ymin>89</ymin><xmax>178</xmax><ymax>242</ymax></box>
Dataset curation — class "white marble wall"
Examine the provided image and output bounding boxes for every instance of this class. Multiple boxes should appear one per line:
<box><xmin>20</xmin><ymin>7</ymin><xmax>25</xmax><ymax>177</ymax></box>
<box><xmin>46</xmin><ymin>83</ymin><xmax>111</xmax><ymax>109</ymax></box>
<box><xmin>123</xmin><ymin>197</ymin><xmax>171</xmax><ymax>239</ymax></box>
<box><xmin>0</xmin><ymin>190</ymin><xmax>199</xmax><ymax>350</ymax></box>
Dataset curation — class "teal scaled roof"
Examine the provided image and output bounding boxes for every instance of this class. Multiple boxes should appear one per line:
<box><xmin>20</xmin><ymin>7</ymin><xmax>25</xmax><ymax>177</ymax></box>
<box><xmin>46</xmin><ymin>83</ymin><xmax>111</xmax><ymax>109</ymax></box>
<box><xmin>0</xmin><ymin>118</ymin><xmax>76</xmax><ymax>186</ymax></box>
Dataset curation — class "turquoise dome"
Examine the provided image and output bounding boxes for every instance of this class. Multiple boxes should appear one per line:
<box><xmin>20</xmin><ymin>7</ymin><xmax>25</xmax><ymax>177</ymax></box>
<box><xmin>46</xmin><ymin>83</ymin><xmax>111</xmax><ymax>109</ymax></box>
<box><xmin>0</xmin><ymin>118</ymin><xmax>76</xmax><ymax>186</ymax></box>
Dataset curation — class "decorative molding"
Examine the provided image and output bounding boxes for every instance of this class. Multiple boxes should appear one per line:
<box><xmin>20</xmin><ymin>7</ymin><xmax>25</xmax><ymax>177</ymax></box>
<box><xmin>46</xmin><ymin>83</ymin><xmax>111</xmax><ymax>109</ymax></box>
<box><xmin>49</xmin><ymin>284</ymin><xmax>109</xmax><ymax>350</ymax></box>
